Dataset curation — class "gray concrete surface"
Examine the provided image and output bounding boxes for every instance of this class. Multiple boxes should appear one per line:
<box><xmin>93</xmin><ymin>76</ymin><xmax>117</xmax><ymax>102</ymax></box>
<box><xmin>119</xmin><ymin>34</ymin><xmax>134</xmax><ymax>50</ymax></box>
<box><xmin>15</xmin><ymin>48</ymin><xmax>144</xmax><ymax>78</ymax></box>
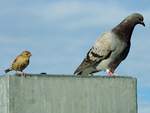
<box><xmin>0</xmin><ymin>75</ymin><xmax>137</xmax><ymax>113</ymax></box>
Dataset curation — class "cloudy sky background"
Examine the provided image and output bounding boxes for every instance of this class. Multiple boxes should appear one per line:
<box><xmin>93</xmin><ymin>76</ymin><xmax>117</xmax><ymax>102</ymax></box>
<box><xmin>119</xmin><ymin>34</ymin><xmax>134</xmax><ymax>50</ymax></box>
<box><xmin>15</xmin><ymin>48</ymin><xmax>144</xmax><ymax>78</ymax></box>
<box><xmin>0</xmin><ymin>0</ymin><xmax>149</xmax><ymax>113</ymax></box>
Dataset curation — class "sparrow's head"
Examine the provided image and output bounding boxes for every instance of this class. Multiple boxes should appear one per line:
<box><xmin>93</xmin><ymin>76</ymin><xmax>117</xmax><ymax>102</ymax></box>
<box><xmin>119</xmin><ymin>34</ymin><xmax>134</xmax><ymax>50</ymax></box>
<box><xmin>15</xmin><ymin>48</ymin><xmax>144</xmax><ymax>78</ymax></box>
<box><xmin>124</xmin><ymin>13</ymin><xmax>145</xmax><ymax>26</ymax></box>
<box><xmin>21</xmin><ymin>51</ymin><xmax>32</xmax><ymax>57</ymax></box>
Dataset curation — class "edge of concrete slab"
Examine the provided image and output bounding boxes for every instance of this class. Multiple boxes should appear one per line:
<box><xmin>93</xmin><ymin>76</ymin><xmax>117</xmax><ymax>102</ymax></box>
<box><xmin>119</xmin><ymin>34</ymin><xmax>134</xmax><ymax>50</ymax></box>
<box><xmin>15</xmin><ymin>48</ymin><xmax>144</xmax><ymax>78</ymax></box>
<box><xmin>0</xmin><ymin>74</ymin><xmax>137</xmax><ymax>80</ymax></box>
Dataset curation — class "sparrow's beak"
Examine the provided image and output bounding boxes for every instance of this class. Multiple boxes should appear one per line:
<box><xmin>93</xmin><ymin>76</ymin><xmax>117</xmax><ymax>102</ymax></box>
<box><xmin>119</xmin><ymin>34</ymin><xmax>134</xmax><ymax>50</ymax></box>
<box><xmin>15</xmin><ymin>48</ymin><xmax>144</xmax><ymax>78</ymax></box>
<box><xmin>140</xmin><ymin>21</ymin><xmax>145</xmax><ymax>27</ymax></box>
<box><xmin>29</xmin><ymin>53</ymin><xmax>32</xmax><ymax>57</ymax></box>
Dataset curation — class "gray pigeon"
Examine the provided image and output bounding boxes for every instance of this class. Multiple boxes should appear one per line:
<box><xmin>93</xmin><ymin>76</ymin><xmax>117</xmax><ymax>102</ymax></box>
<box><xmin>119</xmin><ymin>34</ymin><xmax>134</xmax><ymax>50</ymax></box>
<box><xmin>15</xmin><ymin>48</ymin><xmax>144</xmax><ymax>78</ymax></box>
<box><xmin>74</xmin><ymin>13</ymin><xmax>145</xmax><ymax>76</ymax></box>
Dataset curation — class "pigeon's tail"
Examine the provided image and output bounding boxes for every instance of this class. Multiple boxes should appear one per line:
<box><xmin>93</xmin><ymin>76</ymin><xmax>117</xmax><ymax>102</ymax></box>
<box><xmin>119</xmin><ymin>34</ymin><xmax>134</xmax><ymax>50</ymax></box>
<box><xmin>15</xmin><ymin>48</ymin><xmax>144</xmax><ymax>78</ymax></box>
<box><xmin>74</xmin><ymin>67</ymin><xmax>85</xmax><ymax>75</ymax></box>
<box><xmin>74</xmin><ymin>67</ymin><xmax>96</xmax><ymax>76</ymax></box>
<box><xmin>5</xmin><ymin>68</ymin><xmax>12</xmax><ymax>73</ymax></box>
<box><xmin>73</xmin><ymin>69</ymin><xmax>82</xmax><ymax>75</ymax></box>
<box><xmin>74</xmin><ymin>59</ymin><xmax>87</xmax><ymax>75</ymax></box>
<box><xmin>74</xmin><ymin>58</ymin><xmax>96</xmax><ymax>76</ymax></box>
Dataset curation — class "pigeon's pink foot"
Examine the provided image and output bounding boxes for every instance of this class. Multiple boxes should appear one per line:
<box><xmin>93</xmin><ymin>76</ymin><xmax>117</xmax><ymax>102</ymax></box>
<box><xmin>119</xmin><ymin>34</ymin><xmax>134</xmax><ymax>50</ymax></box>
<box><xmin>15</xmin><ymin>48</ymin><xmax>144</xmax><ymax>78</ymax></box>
<box><xmin>106</xmin><ymin>69</ymin><xmax>113</xmax><ymax>76</ymax></box>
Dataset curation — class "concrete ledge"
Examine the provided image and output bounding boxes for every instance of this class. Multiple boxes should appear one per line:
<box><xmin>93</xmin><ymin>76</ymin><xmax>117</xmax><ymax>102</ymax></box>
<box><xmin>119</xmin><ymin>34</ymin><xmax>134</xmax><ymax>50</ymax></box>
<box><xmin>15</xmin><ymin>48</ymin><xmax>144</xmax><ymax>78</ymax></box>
<box><xmin>0</xmin><ymin>75</ymin><xmax>137</xmax><ymax>113</ymax></box>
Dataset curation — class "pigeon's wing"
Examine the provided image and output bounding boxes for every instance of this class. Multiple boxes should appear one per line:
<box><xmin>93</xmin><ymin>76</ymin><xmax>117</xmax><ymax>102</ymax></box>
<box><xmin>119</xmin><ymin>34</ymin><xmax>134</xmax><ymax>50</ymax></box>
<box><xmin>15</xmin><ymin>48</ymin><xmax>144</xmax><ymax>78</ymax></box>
<box><xmin>74</xmin><ymin>32</ymin><xmax>113</xmax><ymax>75</ymax></box>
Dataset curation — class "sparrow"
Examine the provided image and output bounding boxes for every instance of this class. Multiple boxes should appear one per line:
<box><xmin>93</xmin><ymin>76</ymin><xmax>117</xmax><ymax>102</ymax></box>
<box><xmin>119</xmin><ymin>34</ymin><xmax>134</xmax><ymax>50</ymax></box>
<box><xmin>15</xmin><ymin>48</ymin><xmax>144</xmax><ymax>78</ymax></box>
<box><xmin>5</xmin><ymin>50</ymin><xmax>32</xmax><ymax>75</ymax></box>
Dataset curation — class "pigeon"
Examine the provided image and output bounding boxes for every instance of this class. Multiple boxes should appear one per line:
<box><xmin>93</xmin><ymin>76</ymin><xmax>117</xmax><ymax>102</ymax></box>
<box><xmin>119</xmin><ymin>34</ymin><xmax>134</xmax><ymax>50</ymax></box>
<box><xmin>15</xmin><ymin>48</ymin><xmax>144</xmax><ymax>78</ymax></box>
<box><xmin>5</xmin><ymin>50</ymin><xmax>32</xmax><ymax>76</ymax></box>
<box><xmin>74</xmin><ymin>13</ymin><xmax>145</xmax><ymax>76</ymax></box>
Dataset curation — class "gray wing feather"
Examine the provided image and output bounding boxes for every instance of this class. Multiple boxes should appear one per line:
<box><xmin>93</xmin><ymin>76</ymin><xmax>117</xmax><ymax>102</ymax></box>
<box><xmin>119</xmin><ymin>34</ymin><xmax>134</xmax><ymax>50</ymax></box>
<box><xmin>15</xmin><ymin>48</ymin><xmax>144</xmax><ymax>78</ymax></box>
<box><xmin>74</xmin><ymin>32</ymin><xmax>113</xmax><ymax>75</ymax></box>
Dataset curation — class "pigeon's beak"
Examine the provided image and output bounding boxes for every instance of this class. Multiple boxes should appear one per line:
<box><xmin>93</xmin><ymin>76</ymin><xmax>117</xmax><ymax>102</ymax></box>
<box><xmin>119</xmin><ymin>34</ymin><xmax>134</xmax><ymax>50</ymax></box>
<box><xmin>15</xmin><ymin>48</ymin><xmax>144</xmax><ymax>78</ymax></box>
<box><xmin>140</xmin><ymin>21</ymin><xmax>145</xmax><ymax>27</ymax></box>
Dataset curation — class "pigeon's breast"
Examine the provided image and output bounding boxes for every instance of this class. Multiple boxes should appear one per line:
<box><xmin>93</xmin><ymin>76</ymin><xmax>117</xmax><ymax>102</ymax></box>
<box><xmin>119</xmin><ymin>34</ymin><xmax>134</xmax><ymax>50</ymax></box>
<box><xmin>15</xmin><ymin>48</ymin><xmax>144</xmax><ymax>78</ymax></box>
<box><xmin>96</xmin><ymin>33</ymin><xmax>129</xmax><ymax>71</ymax></box>
<box><xmin>108</xmin><ymin>35</ymin><xmax>129</xmax><ymax>71</ymax></box>
<box><xmin>111</xmin><ymin>35</ymin><xmax>128</xmax><ymax>59</ymax></box>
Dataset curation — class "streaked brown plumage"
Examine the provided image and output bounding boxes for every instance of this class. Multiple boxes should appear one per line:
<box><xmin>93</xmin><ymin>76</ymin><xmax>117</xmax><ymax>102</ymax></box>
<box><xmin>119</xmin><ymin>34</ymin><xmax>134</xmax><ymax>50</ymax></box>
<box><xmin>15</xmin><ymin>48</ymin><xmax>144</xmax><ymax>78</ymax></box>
<box><xmin>5</xmin><ymin>51</ymin><xmax>32</xmax><ymax>74</ymax></box>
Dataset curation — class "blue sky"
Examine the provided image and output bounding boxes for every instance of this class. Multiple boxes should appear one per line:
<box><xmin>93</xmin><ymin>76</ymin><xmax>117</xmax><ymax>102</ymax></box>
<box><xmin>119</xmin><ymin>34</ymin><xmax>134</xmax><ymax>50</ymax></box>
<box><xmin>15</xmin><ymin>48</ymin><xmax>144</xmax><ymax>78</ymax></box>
<box><xmin>0</xmin><ymin>0</ymin><xmax>150</xmax><ymax>113</ymax></box>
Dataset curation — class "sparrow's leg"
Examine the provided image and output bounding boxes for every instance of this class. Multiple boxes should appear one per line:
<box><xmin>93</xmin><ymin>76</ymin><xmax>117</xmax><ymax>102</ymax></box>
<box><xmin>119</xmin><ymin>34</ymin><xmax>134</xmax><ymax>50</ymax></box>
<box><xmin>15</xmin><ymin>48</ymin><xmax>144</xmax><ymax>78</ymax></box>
<box><xmin>16</xmin><ymin>71</ymin><xmax>26</xmax><ymax>77</ymax></box>
<box><xmin>16</xmin><ymin>71</ymin><xmax>21</xmax><ymax>76</ymax></box>
<box><xmin>21</xmin><ymin>71</ymin><xmax>27</xmax><ymax>77</ymax></box>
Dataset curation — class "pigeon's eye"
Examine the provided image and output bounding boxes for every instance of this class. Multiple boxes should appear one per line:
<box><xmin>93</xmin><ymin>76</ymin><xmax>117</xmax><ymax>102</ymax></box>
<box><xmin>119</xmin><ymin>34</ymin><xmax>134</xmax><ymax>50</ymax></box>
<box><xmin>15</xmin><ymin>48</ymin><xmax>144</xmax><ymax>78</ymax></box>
<box><xmin>138</xmin><ymin>18</ymin><xmax>142</xmax><ymax>21</ymax></box>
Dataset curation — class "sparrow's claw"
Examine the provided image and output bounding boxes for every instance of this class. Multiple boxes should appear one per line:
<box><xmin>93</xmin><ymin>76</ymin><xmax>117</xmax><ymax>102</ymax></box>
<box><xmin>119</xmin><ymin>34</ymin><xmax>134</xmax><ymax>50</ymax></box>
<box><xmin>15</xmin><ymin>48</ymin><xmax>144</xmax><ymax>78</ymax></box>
<box><xmin>16</xmin><ymin>71</ymin><xmax>27</xmax><ymax>77</ymax></box>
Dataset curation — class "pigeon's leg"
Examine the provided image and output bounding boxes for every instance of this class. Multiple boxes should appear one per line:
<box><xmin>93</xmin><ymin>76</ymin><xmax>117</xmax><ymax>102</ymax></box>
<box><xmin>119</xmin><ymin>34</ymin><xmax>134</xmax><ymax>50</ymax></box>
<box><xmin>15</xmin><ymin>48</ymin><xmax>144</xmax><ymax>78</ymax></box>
<box><xmin>106</xmin><ymin>69</ymin><xmax>113</xmax><ymax>76</ymax></box>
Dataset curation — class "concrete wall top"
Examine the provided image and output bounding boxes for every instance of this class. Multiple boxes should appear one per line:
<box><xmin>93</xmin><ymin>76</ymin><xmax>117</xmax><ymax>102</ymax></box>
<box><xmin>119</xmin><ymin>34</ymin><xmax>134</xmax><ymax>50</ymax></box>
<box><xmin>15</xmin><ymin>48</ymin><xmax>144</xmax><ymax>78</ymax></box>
<box><xmin>0</xmin><ymin>75</ymin><xmax>137</xmax><ymax>113</ymax></box>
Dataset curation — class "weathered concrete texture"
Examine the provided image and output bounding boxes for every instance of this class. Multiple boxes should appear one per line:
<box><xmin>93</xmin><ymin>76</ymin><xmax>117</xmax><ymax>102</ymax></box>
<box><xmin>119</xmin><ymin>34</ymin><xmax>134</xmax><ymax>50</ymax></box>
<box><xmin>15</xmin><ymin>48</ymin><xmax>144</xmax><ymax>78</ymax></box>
<box><xmin>0</xmin><ymin>75</ymin><xmax>137</xmax><ymax>113</ymax></box>
<box><xmin>0</xmin><ymin>77</ymin><xmax>9</xmax><ymax>113</ymax></box>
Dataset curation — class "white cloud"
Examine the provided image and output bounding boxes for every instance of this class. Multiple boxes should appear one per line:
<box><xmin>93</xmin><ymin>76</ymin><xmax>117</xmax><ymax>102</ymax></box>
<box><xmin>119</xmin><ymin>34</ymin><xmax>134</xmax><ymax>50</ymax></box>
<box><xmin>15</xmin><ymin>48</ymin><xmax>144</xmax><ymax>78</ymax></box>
<box><xmin>14</xmin><ymin>1</ymin><xmax>149</xmax><ymax>34</ymax></box>
<box><xmin>35</xmin><ymin>1</ymin><xmax>129</xmax><ymax>28</ymax></box>
<box><xmin>1</xmin><ymin>1</ymin><xmax>130</xmax><ymax>31</ymax></box>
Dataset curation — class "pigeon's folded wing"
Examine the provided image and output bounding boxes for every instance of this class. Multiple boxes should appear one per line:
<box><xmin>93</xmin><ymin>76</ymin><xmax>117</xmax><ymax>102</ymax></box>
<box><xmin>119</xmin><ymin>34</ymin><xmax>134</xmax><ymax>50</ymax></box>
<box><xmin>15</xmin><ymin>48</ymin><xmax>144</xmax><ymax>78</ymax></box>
<box><xmin>74</xmin><ymin>32</ymin><xmax>113</xmax><ymax>74</ymax></box>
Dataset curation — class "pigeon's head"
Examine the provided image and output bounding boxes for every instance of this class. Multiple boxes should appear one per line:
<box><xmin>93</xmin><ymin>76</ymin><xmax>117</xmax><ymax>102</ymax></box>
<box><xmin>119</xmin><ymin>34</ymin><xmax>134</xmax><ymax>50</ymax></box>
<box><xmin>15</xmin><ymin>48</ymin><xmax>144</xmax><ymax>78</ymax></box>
<box><xmin>125</xmin><ymin>13</ymin><xmax>145</xmax><ymax>27</ymax></box>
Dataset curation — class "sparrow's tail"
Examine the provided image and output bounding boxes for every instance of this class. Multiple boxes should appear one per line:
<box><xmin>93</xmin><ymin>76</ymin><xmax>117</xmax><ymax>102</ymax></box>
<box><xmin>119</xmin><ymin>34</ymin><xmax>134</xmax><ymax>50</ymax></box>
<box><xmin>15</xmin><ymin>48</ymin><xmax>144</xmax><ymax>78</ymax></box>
<box><xmin>5</xmin><ymin>68</ymin><xmax>12</xmax><ymax>73</ymax></box>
